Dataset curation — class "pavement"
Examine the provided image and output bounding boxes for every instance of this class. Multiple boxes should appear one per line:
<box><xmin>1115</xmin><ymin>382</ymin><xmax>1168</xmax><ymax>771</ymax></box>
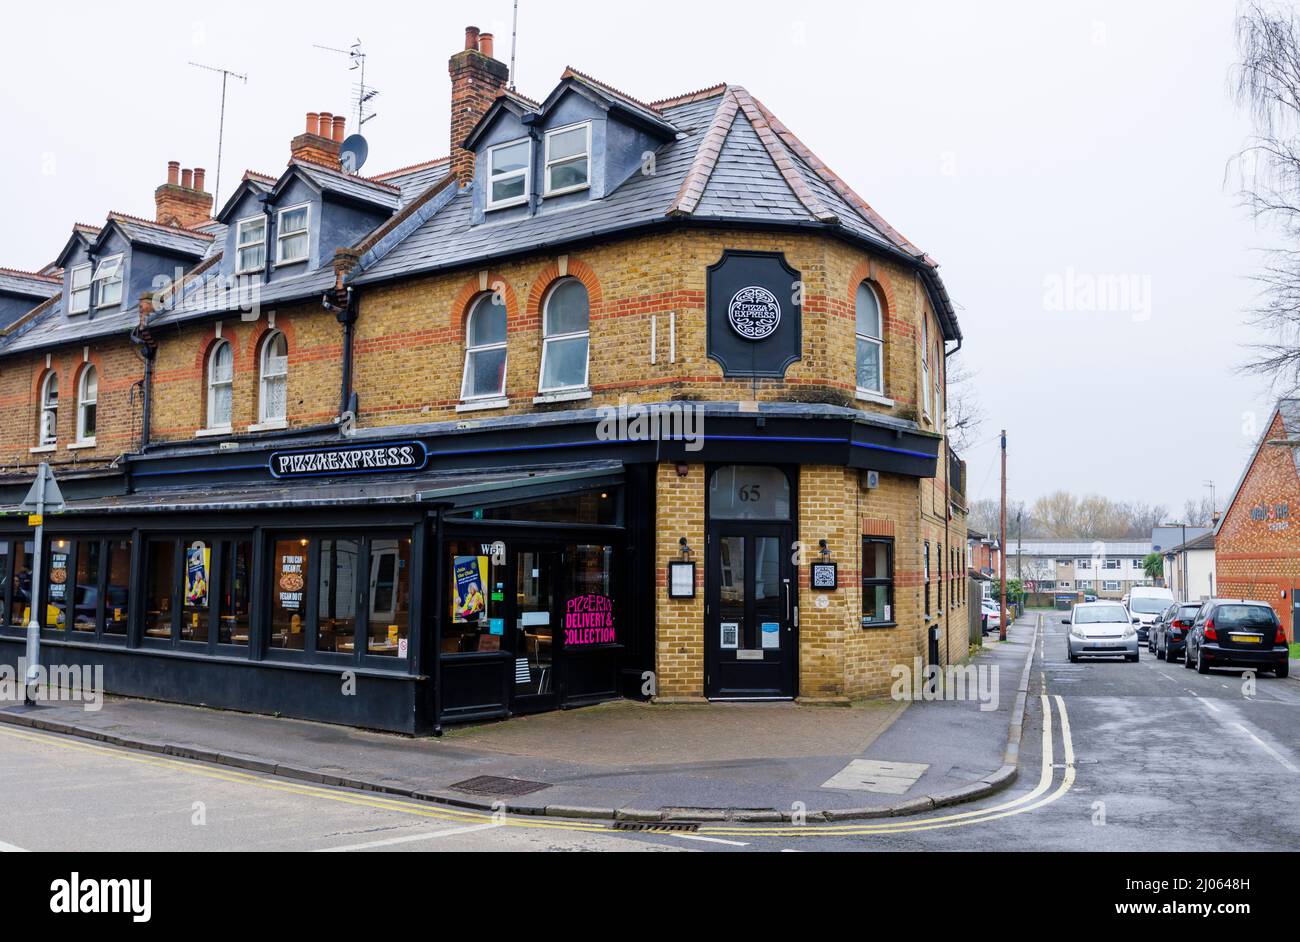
<box><xmin>0</xmin><ymin>615</ymin><xmax>1039</xmax><ymax>823</ymax></box>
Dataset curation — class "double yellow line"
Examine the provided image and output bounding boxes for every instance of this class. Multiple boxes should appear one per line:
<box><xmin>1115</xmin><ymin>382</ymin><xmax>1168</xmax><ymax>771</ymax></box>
<box><xmin>0</xmin><ymin>663</ymin><xmax>1076</xmax><ymax>844</ymax></box>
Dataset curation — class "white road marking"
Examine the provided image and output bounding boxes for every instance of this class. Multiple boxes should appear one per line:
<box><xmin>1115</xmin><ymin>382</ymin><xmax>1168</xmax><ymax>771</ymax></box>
<box><xmin>1232</xmin><ymin>724</ymin><xmax>1298</xmax><ymax>774</ymax></box>
<box><xmin>317</xmin><ymin>821</ymin><xmax>504</xmax><ymax>852</ymax></box>
<box><xmin>0</xmin><ymin>840</ymin><xmax>28</xmax><ymax>853</ymax></box>
<box><xmin>1199</xmin><ymin>698</ymin><xmax>1221</xmax><ymax>713</ymax></box>
<box><xmin>668</xmin><ymin>833</ymin><xmax>749</xmax><ymax>847</ymax></box>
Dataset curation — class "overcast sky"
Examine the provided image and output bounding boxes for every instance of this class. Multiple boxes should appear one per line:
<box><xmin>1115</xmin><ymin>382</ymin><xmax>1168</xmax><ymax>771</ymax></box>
<box><xmin>0</xmin><ymin>1</ymin><xmax>1276</xmax><ymax>514</ymax></box>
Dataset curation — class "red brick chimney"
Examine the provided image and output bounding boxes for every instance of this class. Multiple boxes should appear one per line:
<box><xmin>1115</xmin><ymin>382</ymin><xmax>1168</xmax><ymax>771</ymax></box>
<box><xmin>291</xmin><ymin>110</ymin><xmax>344</xmax><ymax>167</ymax></box>
<box><xmin>155</xmin><ymin>161</ymin><xmax>214</xmax><ymax>229</ymax></box>
<box><xmin>449</xmin><ymin>25</ymin><xmax>510</xmax><ymax>185</ymax></box>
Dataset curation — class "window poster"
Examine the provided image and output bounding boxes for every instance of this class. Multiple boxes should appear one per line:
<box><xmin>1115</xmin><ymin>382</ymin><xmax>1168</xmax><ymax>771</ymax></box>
<box><xmin>48</xmin><ymin>548</ymin><xmax>69</xmax><ymax>603</ymax></box>
<box><xmin>186</xmin><ymin>542</ymin><xmax>211</xmax><ymax>609</ymax></box>
<box><xmin>761</xmin><ymin>622</ymin><xmax>781</xmax><ymax>650</ymax></box>
<box><xmin>453</xmin><ymin>556</ymin><xmax>488</xmax><ymax>623</ymax></box>
<box><xmin>721</xmin><ymin>622</ymin><xmax>740</xmax><ymax>650</ymax></box>
<box><xmin>562</xmin><ymin>594</ymin><xmax>616</xmax><ymax>646</ymax></box>
<box><xmin>278</xmin><ymin>550</ymin><xmax>306</xmax><ymax>613</ymax></box>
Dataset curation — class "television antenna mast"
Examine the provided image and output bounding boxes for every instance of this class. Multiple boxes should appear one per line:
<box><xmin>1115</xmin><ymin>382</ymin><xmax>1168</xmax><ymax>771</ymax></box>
<box><xmin>509</xmin><ymin>0</ymin><xmax>520</xmax><ymax>90</ymax></box>
<box><xmin>314</xmin><ymin>39</ymin><xmax>379</xmax><ymax>130</ymax></box>
<box><xmin>189</xmin><ymin>61</ymin><xmax>248</xmax><ymax>208</ymax></box>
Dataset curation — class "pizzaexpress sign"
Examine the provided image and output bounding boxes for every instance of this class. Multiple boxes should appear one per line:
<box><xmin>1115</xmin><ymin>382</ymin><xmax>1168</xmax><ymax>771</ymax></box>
<box><xmin>269</xmin><ymin>441</ymin><xmax>429</xmax><ymax>480</ymax></box>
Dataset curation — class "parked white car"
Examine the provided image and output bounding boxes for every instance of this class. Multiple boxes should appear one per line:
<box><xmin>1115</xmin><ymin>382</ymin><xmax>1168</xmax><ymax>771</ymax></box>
<box><xmin>981</xmin><ymin>599</ymin><xmax>1002</xmax><ymax>633</ymax></box>
<box><xmin>1063</xmin><ymin>601</ymin><xmax>1140</xmax><ymax>662</ymax></box>
<box><xmin>1127</xmin><ymin>586</ymin><xmax>1175</xmax><ymax>642</ymax></box>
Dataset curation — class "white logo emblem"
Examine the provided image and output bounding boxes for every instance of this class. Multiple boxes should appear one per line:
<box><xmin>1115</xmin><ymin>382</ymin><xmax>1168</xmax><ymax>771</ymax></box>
<box><xmin>728</xmin><ymin>286</ymin><xmax>782</xmax><ymax>340</ymax></box>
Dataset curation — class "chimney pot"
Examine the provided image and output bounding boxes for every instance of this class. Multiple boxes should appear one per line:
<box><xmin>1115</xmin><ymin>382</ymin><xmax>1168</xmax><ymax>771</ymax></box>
<box><xmin>193</xmin><ymin>168</ymin><xmax>206</xmax><ymax>192</ymax></box>
<box><xmin>465</xmin><ymin>26</ymin><xmax>480</xmax><ymax>51</ymax></box>
<box><xmin>181</xmin><ymin>168</ymin><xmax>193</xmax><ymax>189</ymax></box>
<box><xmin>319</xmin><ymin>112</ymin><xmax>333</xmax><ymax>136</ymax></box>
<box><xmin>332</xmin><ymin>114</ymin><xmax>346</xmax><ymax>143</ymax></box>
<box><xmin>306</xmin><ymin>112</ymin><xmax>320</xmax><ymax>136</ymax></box>
<box><xmin>167</xmin><ymin>161</ymin><xmax>180</xmax><ymax>186</ymax></box>
<box><xmin>479</xmin><ymin>32</ymin><xmax>495</xmax><ymax>58</ymax></box>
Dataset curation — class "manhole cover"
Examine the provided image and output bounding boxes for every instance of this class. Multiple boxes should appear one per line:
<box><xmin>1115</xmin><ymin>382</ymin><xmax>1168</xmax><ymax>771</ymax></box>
<box><xmin>450</xmin><ymin>776</ymin><xmax>551</xmax><ymax>798</ymax></box>
<box><xmin>614</xmin><ymin>822</ymin><xmax>701</xmax><ymax>833</ymax></box>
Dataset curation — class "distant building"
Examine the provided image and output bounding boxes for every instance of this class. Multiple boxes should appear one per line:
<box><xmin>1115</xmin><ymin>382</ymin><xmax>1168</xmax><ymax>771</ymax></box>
<box><xmin>1152</xmin><ymin>525</ymin><xmax>1210</xmax><ymax>554</ymax></box>
<box><xmin>1164</xmin><ymin>532</ymin><xmax>1215</xmax><ymax>602</ymax></box>
<box><xmin>1008</xmin><ymin>540</ymin><xmax>1154</xmax><ymax>599</ymax></box>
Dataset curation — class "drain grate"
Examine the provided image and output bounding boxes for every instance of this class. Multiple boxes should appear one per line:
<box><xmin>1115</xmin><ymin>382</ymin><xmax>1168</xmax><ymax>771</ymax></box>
<box><xmin>613</xmin><ymin>821</ymin><xmax>702</xmax><ymax>833</ymax></box>
<box><xmin>450</xmin><ymin>775</ymin><xmax>552</xmax><ymax>798</ymax></box>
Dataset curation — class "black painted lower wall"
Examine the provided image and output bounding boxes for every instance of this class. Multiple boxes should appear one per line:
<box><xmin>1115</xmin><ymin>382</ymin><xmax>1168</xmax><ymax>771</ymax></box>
<box><xmin>0</xmin><ymin>637</ymin><xmax>430</xmax><ymax>735</ymax></box>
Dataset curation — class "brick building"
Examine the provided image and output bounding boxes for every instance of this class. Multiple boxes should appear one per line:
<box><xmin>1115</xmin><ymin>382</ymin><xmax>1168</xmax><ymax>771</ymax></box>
<box><xmin>1214</xmin><ymin>400</ymin><xmax>1300</xmax><ymax>641</ymax></box>
<box><xmin>0</xmin><ymin>26</ymin><xmax>968</xmax><ymax>732</ymax></box>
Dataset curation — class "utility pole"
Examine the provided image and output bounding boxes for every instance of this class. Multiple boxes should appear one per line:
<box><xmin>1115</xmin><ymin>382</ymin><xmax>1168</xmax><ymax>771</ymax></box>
<box><xmin>19</xmin><ymin>464</ymin><xmax>64</xmax><ymax>704</ymax></box>
<box><xmin>999</xmin><ymin>429</ymin><xmax>1008</xmax><ymax>642</ymax></box>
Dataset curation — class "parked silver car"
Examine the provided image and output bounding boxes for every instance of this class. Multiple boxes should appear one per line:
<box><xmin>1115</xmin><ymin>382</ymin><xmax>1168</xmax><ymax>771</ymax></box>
<box><xmin>1063</xmin><ymin>602</ymin><xmax>1140</xmax><ymax>663</ymax></box>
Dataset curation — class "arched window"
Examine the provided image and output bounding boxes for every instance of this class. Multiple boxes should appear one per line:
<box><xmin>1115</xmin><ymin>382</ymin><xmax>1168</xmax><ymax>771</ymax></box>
<box><xmin>461</xmin><ymin>294</ymin><xmax>508</xmax><ymax>401</ymax></box>
<box><xmin>76</xmin><ymin>365</ymin><xmax>97</xmax><ymax>443</ymax></box>
<box><xmin>920</xmin><ymin>315</ymin><xmax>932</xmax><ymax>418</ymax></box>
<box><xmin>38</xmin><ymin>372</ymin><xmax>58</xmax><ymax>446</ymax></box>
<box><xmin>539</xmin><ymin>278</ymin><xmax>590</xmax><ymax>393</ymax></box>
<box><xmin>856</xmin><ymin>282</ymin><xmax>884</xmax><ymax>395</ymax></box>
<box><xmin>258</xmin><ymin>330</ymin><xmax>288</xmax><ymax>424</ymax></box>
<box><xmin>207</xmin><ymin>340</ymin><xmax>233</xmax><ymax>430</ymax></box>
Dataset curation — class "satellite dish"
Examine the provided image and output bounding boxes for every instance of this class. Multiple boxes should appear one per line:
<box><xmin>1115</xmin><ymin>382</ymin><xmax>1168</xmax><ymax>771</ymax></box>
<box><xmin>340</xmin><ymin>134</ymin><xmax>369</xmax><ymax>174</ymax></box>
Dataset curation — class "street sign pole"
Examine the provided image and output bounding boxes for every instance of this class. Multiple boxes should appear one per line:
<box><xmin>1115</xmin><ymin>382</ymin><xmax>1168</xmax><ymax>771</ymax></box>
<box><xmin>20</xmin><ymin>463</ymin><xmax>64</xmax><ymax>705</ymax></box>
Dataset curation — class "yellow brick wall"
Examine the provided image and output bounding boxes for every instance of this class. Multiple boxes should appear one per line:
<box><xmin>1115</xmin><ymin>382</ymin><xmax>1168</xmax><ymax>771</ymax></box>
<box><xmin>654</xmin><ymin>462</ymin><xmax>707</xmax><ymax>701</ymax></box>
<box><xmin>150</xmin><ymin>303</ymin><xmax>343</xmax><ymax>442</ymax></box>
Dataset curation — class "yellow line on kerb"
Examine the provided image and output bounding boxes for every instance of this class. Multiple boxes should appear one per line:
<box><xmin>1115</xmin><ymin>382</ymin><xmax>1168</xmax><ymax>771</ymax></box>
<box><xmin>0</xmin><ymin>727</ymin><xmax>608</xmax><ymax>834</ymax></box>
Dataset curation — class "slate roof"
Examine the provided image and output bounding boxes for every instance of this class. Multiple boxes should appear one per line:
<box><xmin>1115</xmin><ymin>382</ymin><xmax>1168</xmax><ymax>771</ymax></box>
<box><xmin>0</xmin><ymin>268</ymin><xmax>60</xmax><ymax>300</ymax></box>
<box><xmin>103</xmin><ymin>213</ymin><xmax>212</xmax><ymax>257</ymax></box>
<box><xmin>351</xmin><ymin>82</ymin><xmax>960</xmax><ymax>340</ymax></box>
<box><xmin>286</xmin><ymin>159</ymin><xmax>401</xmax><ymax>211</ymax></box>
<box><xmin>1166</xmin><ymin>532</ymin><xmax>1216</xmax><ymax>554</ymax></box>
<box><xmin>372</xmin><ymin>158</ymin><xmax>452</xmax><ymax>208</ymax></box>
<box><xmin>0</xmin><ymin>293</ymin><xmax>138</xmax><ymax>356</ymax></box>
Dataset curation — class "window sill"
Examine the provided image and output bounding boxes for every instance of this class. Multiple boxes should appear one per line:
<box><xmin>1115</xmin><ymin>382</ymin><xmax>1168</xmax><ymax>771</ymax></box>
<box><xmin>247</xmin><ymin>420</ymin><xmax>288</xmax><ymax>433</ymax></box>
<box><xmin>544</xmin><ymin>182</ymin><xmax>592</xmax><ymax>199</ymax></box>
<box><xmin>457</xmin><ymin>397</ymin><xmax>510</xmax><ymax>414</ymax></box>
<box><xmin>67</xmin><ymin>440</ymin><xmax>97</xmax><ymax>451</ymax></box>
<box><xmin>862</xmin><ymin>620</ymin><xmax>899</xmax><ymax>631</ymax></box>
<box><xmin>29</xmin><ymin>445</ymin><xmax>57</xmax><ymax>455</ymax></box>
<box><xmin>855</xmin><ymin>389</ymin><xmax>895</xmax><ymax>407</ymax></box>
<box><xmin>533</xmin><ymin>388</ymin><xmax>592</xmax><ymax>406</ymax></box>
<box><xmin>194</xmin><ymin>426</ymin><xmax>233</xmax><ymax>439</ymax></box>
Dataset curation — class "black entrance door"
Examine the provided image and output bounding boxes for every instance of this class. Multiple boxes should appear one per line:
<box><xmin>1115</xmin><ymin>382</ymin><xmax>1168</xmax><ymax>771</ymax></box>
<box><xmin>705</xmin><ymin>523</ymin><xmax>796</xmax><ymax>699</ymax></box>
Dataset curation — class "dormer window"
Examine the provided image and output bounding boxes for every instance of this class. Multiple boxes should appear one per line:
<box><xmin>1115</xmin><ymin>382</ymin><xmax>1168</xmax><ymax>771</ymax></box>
<box><xmin>544</xmin><ymin>123</ymin><xmax>591</xmax><ymax>197</ymax></box>
<box><xmin>69</xmin><ymin>264</ymin><xmax>92</xmax><ymax>314</ymax></box>
<box><xmin>275</xmin><ymin>204</ymin><xmax>311</xmax><ymax>266</ymax></box>
<box><xmin>236</xmin><ymin>216</ymin><xmax>267</xmax><ymax>274</ymax></box>
<box><xmin>92</xmin><ymin>254</ymin><xmax>124</xmax><ymax>308</ymax></box>
<box><xmin>487</xmin><ymin>138</ymin><xmax>531</xmax><ymax>210</ymax></box>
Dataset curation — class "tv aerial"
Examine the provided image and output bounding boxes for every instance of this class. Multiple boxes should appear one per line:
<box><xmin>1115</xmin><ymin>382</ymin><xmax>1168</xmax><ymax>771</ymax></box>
<box><xmin>314</xmin><ymin>39</ymin><xmax>379</xmax><ymax>133</ymax></box>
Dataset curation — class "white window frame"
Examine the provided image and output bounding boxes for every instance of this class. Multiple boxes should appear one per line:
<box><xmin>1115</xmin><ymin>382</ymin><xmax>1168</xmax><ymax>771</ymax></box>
<box><xmin>486</xmin><ymin>137</ymin><xmax>531</xmax><ymax>211</ymax></box>
<box><xmin>920</xmin><ymin>316</ymin><xmax>932</xmax><ymax>419</ymax></box>
<box><xmin>206</xmin><ymin>340</ymin><xmax>234</xmax><ymax>431</ymax></box>
<box><xmin>275</xmin><ymin>203</ymin><xmax>311</xmax><ymax>267</ymax></box>
<box><xmin>68</xmin><ymin>264</ymin><xmax>92</xmax><ymax>314</ymax></box>
<box><xmin>543</xmin><ymin>122</ymin><xmax>592</xmax><ymax>198</ymax></box>
<box><xmin>538</xmin><ymin>279</ymin><xmax>590</xmax><ymax>394</ymax></box>
<box><xmin>855</xmin><ymin>281</ymin><xmax>885</xmax><ymax>397</ymax></box>
<box><xmin>75</xmin><ymin>365</ymin><xmax>97</xmax><ymax>445</ymax></box>
<box><xmin>258</xmin><ymin>330</ymin><xmax>289</xmax><ymax>424</ymax></box>
<box><xmin>1103</xmin><ymin>580</ymin><xmax>1121</xmax><ymax>592</ymax></box>
<box><xmin>91</xmin><ymin>254</ymin><xmax>124</xmax><ymax>309</ymax></box>
<box><xmin>235</xmin><ymin>215</ymin><xmax>267</xmax><ymax>275</ymax></box>
<box><xmin>461</xmin><ymin>295</ymin><xmax>509</xmax><ymax>402</ymax></box>
<box><xmin>38</xmin><ymin>371</ymin><xmax>58</xmax><ymax>446</ymax></box>
<box><xmin>1076</xmin><ymin>558</ymin><xmax>1091</xmax><ymax>570</ymax></box>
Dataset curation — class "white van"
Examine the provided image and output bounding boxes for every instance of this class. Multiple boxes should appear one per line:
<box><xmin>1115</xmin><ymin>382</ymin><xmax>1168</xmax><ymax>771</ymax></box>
<box><xmin>1127</xmin><ymin>586</ymin><xmax>1174</xmax><ymax>641</ymax></box>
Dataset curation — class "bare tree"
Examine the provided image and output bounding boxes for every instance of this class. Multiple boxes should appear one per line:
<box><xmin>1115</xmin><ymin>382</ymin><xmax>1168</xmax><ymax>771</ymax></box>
<box><xmin>945</xmin><ymin>354</ymin><xmax>986</xmax><ymax>454</ymax></box>
<box><xmin>1182</xmin><ymin>496</ymin><xmax>1218</xmax><ymax>527</ymax></box>
<box><xmin>1232</xmin><ymin>2</ymin><xmax>1300</xmax><ymax>391</ymax></box>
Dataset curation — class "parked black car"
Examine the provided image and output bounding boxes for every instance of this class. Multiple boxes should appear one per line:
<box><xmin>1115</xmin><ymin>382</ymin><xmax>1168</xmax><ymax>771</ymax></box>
<box><xmin>1184</xmin><ymin>599</ymin><xmax>1290</xmax><ymax>677</ymax></box>
<box><xmin>1152</xmin><ymin>602</ymin><xmax>1201</xmax><ymax>662</ymax></box>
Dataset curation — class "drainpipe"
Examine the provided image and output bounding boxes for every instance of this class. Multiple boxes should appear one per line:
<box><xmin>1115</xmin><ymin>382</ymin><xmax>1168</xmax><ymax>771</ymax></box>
<box><xmin>943</xmin><ymin>337</ymin><xmax>962</xmax><ymax>664</ymax></box>
<box><xmin>130</xmin><ymin>292</ymin><xmax>158</xmax><ymax>451</ymax></box>
<box><xmin>324</xmin><ymin>247</ymin><xmax>362</xmax><ymax>424</ymax></box>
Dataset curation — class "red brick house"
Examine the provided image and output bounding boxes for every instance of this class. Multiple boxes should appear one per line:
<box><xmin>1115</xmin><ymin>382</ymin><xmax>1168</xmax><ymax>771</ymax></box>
<box><xmin>1215</xmin><ymin>400</ymin><xmax>1300</xmax><ymax>642</ymax></box>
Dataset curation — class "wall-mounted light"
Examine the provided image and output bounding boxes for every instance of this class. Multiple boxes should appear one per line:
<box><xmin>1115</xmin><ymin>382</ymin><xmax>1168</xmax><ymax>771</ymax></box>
<box><xmin>676</xmin><ymin>463</ymin><xmax>690</xmax><ymax>478</ymax></box>
<box><xmin>819</xmin><ymin>540</ymin><xmax>832</xmax><ymax>560</ymax></box>
<box><xmin>679</xmin><ymin>537</ymin><xmax>693</xmax><ymax>560</ymax></box>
